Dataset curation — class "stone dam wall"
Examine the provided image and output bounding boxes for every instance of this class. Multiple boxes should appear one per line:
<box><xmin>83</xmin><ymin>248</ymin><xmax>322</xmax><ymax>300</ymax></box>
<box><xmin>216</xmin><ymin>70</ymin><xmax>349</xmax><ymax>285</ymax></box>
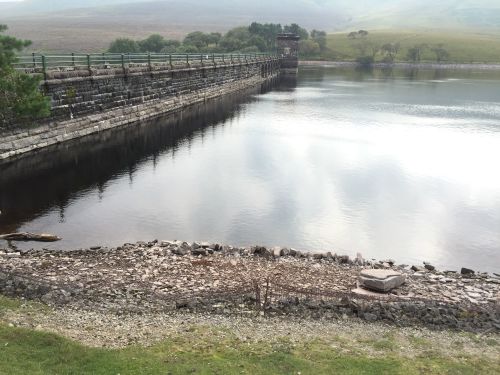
<box><xmin>0</xmin><ymin>57</ymin><xmax>280</xmax><ymax>162</ymax></box>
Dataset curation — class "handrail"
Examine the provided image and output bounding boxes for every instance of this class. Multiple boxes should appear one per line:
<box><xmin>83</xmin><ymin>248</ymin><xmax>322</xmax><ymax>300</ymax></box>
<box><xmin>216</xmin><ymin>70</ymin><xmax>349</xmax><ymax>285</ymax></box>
<box><xmin>12</xmin><ymin>52</ymin><xmax>279</xmax><ymax>76</ymax></box>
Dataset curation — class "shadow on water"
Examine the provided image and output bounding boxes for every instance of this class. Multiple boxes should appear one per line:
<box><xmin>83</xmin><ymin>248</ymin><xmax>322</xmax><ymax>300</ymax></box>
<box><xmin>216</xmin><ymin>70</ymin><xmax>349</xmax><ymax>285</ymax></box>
<box><xmin>0</xmin><ymin>78</ymin><xmax>290</xmax><ymax>233</ymax></box>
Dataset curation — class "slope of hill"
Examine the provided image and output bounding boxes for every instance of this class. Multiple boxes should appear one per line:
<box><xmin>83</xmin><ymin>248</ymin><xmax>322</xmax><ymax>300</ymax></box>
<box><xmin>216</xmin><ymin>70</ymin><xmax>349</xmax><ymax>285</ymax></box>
<box><xmin>1</xmin><ymin>0</ymin><xmax>499</xmax><ymax>53</ymax></box>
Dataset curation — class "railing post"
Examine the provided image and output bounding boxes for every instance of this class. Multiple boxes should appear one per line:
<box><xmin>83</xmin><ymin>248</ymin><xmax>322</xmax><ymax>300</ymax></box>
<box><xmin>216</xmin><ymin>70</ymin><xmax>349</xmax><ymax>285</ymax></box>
<box><xmin>121</xmin><ymin>53</ymin><xmax>125</xmax><ymax>75</ymax></box>
<box><xmin>41</xmin><ymin>55</ymin><xmax>47</xmax><ymax>82</ymax></box>
<box><xmin>32</xmin><ymin>52</ymin><xmax>36</xmax><ymax>69</ymax></box>
<box><xmin>71</xmin><ymin>53</ymin><xmax>75</xmax><ymax>67</ymax></box>
<box><xmin>169</xmin><ymin>54</ymin><xmax>173</xmax><ymax>69</ymax></box>
<box><xmin>102</xmin><ymin>52</ymin><xmax>105</xmax><ymax>66</ymax></box>
<box><xmin>230</xmin><ymin>54</ymin><xmax>233</xmax><ymax>64</ymax></box>
<box><xmin>186</xmin><ymin>54</ymin><xmax>189</xmax><ymax>66</ymax></box>
<box><xmin>222</xmin><ymin>54</ymin><xmax>225</xmax><ymax>64</ymax></box>
<box><xmin>87</xmin><ymin>54</ymin><xmax>91</xmax><ymax>75</ymax></box>
<box><xmin>148</xmin><ymin>52</ymin><xmax>151</xmax><ymax>71</ymax></box>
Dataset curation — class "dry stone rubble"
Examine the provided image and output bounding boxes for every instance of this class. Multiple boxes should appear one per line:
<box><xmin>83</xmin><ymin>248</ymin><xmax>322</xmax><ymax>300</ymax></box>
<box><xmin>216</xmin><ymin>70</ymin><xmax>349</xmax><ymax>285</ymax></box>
<box><xmin>0</xmin><ymin>240</ymin><xmax>498</xmax><ymax>333</ymax></box>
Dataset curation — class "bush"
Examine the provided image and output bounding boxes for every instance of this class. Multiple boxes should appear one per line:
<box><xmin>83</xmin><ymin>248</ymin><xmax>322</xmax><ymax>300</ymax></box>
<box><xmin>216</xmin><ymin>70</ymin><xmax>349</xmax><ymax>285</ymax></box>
<box><xmin>356</xmin><ymin>56</ymin><xmax>375</xmax><ymax>67</ymax></box>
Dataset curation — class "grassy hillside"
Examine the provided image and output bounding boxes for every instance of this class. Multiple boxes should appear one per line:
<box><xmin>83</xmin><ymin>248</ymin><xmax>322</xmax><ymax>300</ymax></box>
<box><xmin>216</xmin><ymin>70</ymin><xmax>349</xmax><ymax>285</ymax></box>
<box><xmin>323</xmin><ymin>30</ymin><xmax>500</xmax><ymax>64</ymax></box>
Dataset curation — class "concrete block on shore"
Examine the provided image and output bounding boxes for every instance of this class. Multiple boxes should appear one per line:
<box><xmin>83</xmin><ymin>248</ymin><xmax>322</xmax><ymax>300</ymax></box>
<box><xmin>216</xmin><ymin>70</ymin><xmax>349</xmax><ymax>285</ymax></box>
<box><xmin>358</xmin><ymin>269</ymin><xmax>406</xmax><ymax>293</ymax></box>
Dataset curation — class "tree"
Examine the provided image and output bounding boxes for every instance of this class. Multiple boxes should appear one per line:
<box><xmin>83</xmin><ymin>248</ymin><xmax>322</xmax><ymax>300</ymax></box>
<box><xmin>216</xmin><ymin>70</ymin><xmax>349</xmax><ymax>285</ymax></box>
<box><xmin>381</xmin><ymin>43</ymin><xmax>401</xmax><ymax>63</ymax></box>
<box><xmin>219</xmin><ymin>37</ymin><xmax>243</xmax><ymax>52</ymax></box>
<box><xmin>176</xmin><ymin>44</ymin><xmax>199</xmax><ymax>53</ymax></box>
<box><xmin>207</xmin><ymin>32</ymin><xmax>222</xmax><ymax>47</ymax></box>
<box><xmin>407</xmin><ymin>44</ymin><xmax>428</xmax><ymax>63</ymax></box>
<box><xmin>0</xmin><ymin>25</ymin><xmax>50</xmax><ymax>127</ymax></box>
<box><xmin>108</xmin><ymin>38</ymin><xmax>140</xmax><ymax>53</ymax></box>
<box><xmin>248</xmin><ymin>22</ymin><xmax>283</xmax><ymax>51</ymax></box>
<box><xmin>311</xmin><ymin>30</ymin><xmax>327</xmax><ymax>52</ymax></box>
<box><xmin>284</xmin><ymin>23</ymin><xmax>309</xmax><ymax>40</ymax></box>
<box><xmin>348</xmin><ymin>31</ymin><xmax>358</xmax><ymax>39</ymax></box>
<box><xmin>139</xmin><ymin>34</ymin><xmax>166</xmax><ymax>53</ymax></box>
<box><xmin>160</xmin><ymin>40</ymin><xmax>181</xmax><ymax>54</ymax></box>
<box><xmin>299</xmin><ymin>40</ymin><xmax>320</xmax><ymax>56</ymax></box>
<box><xmin>183</xmin><ymin>31</ymin><xmax>210</xmax><ymax>50</ymax></box>
<box><xmin>431</xmin><ymin>44</ymin><xmax>450</xmax><ymax>63</ymax></box>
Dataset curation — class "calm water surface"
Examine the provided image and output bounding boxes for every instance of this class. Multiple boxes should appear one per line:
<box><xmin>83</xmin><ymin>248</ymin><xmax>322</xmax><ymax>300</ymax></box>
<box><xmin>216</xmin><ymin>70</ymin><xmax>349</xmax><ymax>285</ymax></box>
<box><xmin>1</xmin><ymin>67</ymin><xmax>500</xmax><ymax>273</ymax></box>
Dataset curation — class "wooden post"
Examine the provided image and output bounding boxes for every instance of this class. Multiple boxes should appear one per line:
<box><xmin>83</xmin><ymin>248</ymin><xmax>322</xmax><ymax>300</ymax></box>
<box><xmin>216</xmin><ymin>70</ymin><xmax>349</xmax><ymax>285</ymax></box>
<box><xmin>148</xmin><ymin>52</ymin><xmax>152</xmax><ymax>71</ymax></box>
<box><xmin>32</xmin><ymin>52</ymin><xmax>36</xmax><ymax>69</ymax></box>
<box><xmin>169</xmin><ymin>54</ymin><xmax>173</xmax><ymax>69</ymax></box>
<box><xmin>71</xmin><ymin>52</ymin><xmax>75</xmax><ymax>67</ymax></box>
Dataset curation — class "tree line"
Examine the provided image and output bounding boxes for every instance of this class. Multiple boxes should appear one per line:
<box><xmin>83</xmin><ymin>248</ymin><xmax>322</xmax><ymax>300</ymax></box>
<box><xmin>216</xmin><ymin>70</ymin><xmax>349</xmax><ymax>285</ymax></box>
<box><xmin>108</xmin><ymin>22</ymin><xmax>328</xmax><ymax>57</ymax></box>
<box><xmin>346</xmin><ymin>30</ymin><xmax>452</xmax><ymax>66</ymax></box>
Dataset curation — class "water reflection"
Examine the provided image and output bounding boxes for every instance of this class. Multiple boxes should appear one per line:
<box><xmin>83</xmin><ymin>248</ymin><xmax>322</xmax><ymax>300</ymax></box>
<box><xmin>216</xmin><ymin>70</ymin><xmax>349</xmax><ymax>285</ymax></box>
<box><xmin>1</xmin><ymin>67</ymin><xmax>499</xmax><ymax>273</ymax></box>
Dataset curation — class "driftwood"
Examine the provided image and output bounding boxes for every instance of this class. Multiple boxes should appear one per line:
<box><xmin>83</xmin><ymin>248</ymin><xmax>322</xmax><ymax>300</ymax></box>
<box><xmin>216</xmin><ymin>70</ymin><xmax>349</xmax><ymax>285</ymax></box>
<box><xmin>0</xmin><ymin>233</ymin><xmax>61</xmax><ymax>242</ymax></box>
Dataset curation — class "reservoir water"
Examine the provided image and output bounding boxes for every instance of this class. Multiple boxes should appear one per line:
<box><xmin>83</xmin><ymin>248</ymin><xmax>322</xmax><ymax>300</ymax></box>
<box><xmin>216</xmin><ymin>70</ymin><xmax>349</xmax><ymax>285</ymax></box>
<box><xmin>1</xmin><ymin>66</ymin><xmax>500</xmax><ymax>273</ymax></box>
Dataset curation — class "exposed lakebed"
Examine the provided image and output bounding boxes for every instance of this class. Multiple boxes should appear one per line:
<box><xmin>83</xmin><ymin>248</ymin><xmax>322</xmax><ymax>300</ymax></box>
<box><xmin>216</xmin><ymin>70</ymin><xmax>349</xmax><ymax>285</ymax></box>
<box><xmin>1</xmin><ymin>67</ymin><xmax>500</xmax><ymax>273</ymax></box>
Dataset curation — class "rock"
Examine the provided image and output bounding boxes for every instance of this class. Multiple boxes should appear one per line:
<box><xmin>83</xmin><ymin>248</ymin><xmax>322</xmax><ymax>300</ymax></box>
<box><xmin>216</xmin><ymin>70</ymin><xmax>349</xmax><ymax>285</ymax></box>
<box><xmin>192</xmin><ymin>248</ymin><xmax>207</xmax><ymax>256</ymax></box>
<box><xmin>424</xmin><ymin>263</ymin><xmax>436</xmax><ymax>271</ymax></box>
<box><xmin>411</xmin><ymin>265</ymin><xmax>426</xmax><ymax>272</ymax></box>
<box><xmin>363</xmin><ymin>312</ymin><xmax>378</xmax><ymax>322</ymax></box>
<box><xmin>355</xmin><ymin>253</ymin><xmax>364</xmax><ymax>265</ymax></box>
<box><xmin>271</xmin><ymin>247</ymin><xmax>282</xmax><ymax>258</ymax></box>
<box><xmin>172</xmin><ymin>247</ymin><xmax>189</xmax><ymax>256</ymax></box>
<box><xmin>338</xmin><ymin>255</ymin><xmax>350</xmax><ymax>264</ymax></box>
<box><xmin>461</xmin><ymin>268</ymin><xmax>475</xmax><ymax>276</ymax></box>
<box><xmin>280</xmin><ymin>248</ymin><xmax>290</xmax><ymax>257</ymax></box>
<box><xmin>253</xmin><ymin>246</ymin><xmax>271</xmax><ymax>258</ymax></box>
<box><xmin>358</xmin><ymin>269</ymin><xmax>406</xmax><ymax>292</ymax></box>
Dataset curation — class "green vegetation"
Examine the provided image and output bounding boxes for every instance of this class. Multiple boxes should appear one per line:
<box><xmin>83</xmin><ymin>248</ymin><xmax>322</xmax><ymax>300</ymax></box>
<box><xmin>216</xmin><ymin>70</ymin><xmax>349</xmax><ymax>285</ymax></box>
<box><xmin>106</xmin><ymin>25</ymin><xmax>500</xmax><ymax>65</ymax></box>
<box><xmin>0</xmin><ymin>25</ymin><xmax>50</xmax><ymax>129</ymax></box>
<box><xmin>324</xmin><ymin>30</ymin><xmax>500</xmax><ymax>64</ymax></box>
<box><xmin>0</xmin><ymin>323</ymin><xmax>498</xmax><ymax>375</ymax></box>
<box><xmin>107</xmin><ymin>22</ymin><xmax>327</xmax><ymax>59</ymax></box>
<box><xmin>0</xmin><ymin>296</ymin><xmax>498</xmax><ymax>375</ymax></box>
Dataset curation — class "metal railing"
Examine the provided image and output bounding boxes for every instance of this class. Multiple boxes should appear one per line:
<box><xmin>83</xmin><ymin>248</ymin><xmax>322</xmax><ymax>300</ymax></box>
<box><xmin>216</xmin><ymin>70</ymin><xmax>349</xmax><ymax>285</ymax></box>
<box><xmin>12</xmin><ymin>52</ymin><xmax>279</xmax><ymax>77</ymax></box>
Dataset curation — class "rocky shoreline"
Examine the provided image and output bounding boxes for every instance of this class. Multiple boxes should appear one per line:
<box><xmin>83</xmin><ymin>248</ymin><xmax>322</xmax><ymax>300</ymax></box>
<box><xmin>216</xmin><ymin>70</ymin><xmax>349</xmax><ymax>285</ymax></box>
<box><xmin>1</xmin><ymin>240</ymin><xmax>499</xmax><ymax>333</ymax></box>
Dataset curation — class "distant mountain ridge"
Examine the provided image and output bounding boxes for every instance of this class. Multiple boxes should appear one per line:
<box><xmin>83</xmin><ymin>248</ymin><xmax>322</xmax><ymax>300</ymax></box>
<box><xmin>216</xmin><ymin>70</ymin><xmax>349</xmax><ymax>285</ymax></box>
<box><xmin>1</xmin><ymin>0</ymin><xmax>499</xmax><ymax>53</ymax></box>
<box><xmin>1</xmin><ymin>0</ymin><xmax>500</xmax><ymax>31</ymax></box>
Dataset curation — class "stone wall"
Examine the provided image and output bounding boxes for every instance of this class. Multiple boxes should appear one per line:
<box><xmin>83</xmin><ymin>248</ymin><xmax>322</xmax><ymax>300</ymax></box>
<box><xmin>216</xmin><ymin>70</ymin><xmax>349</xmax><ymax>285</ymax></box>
<box><xmin>0</xmin><ymin>58</ymin><xmax>279</xmax><ymax>162</ymax></box>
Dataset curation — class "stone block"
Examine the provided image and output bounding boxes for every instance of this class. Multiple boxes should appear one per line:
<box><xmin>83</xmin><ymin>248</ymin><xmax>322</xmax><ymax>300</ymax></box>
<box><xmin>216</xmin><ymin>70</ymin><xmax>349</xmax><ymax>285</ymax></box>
<box><xmin>358</xmin><ymin>269</ymin><xmax>406</xmax><ymax>292</ymax></box>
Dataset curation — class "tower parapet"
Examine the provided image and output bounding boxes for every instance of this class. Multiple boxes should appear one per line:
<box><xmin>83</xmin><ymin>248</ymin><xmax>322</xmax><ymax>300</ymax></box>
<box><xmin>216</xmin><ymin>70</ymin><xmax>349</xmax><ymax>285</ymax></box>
<box><xmin>276</xmin><ymin>33</ymin><xmax>300</xmax><ymax>75</ymax></box>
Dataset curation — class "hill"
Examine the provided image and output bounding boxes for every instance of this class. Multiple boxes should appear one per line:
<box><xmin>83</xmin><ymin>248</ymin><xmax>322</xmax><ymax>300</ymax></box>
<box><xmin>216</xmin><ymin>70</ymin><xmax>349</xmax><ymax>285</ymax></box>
<box><xmin>1</xmin><ymin>0</ymin><xmax>499</xmax><ymax>53</ymax></box>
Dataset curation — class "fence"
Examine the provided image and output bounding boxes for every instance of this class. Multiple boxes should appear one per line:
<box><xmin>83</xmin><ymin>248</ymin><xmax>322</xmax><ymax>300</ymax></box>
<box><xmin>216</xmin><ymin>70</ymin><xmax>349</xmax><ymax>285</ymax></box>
<box><xmin>12</xmin><ymin>52</ymin><xmax>279</xmax><ymax>78</ymax></box>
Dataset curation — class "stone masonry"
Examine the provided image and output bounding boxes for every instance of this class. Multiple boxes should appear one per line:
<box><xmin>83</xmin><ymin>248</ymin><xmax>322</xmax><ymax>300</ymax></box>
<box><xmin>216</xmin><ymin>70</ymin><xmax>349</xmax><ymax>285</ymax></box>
<box><xmin>0</xmin><ymin>57</ymin><xmax>280</xmax><ymax>162</ymax></box>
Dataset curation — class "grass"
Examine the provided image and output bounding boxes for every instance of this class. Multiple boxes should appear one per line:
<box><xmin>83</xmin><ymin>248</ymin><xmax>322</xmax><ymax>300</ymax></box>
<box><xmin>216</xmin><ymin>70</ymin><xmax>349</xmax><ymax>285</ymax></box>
<box><xmin>1</xmin><ymin>323</ymin><xmax>499</xmax><ymax>375</ymax></box>
<box><xmin>322</xmin><ymin>29</ymin><xmax>500</xmax><ymax>64</ymax></box>
<box><xmin>0</xmin><ymin>295</ymin><xmax>498</xmax><ymax>374</ymax></box>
